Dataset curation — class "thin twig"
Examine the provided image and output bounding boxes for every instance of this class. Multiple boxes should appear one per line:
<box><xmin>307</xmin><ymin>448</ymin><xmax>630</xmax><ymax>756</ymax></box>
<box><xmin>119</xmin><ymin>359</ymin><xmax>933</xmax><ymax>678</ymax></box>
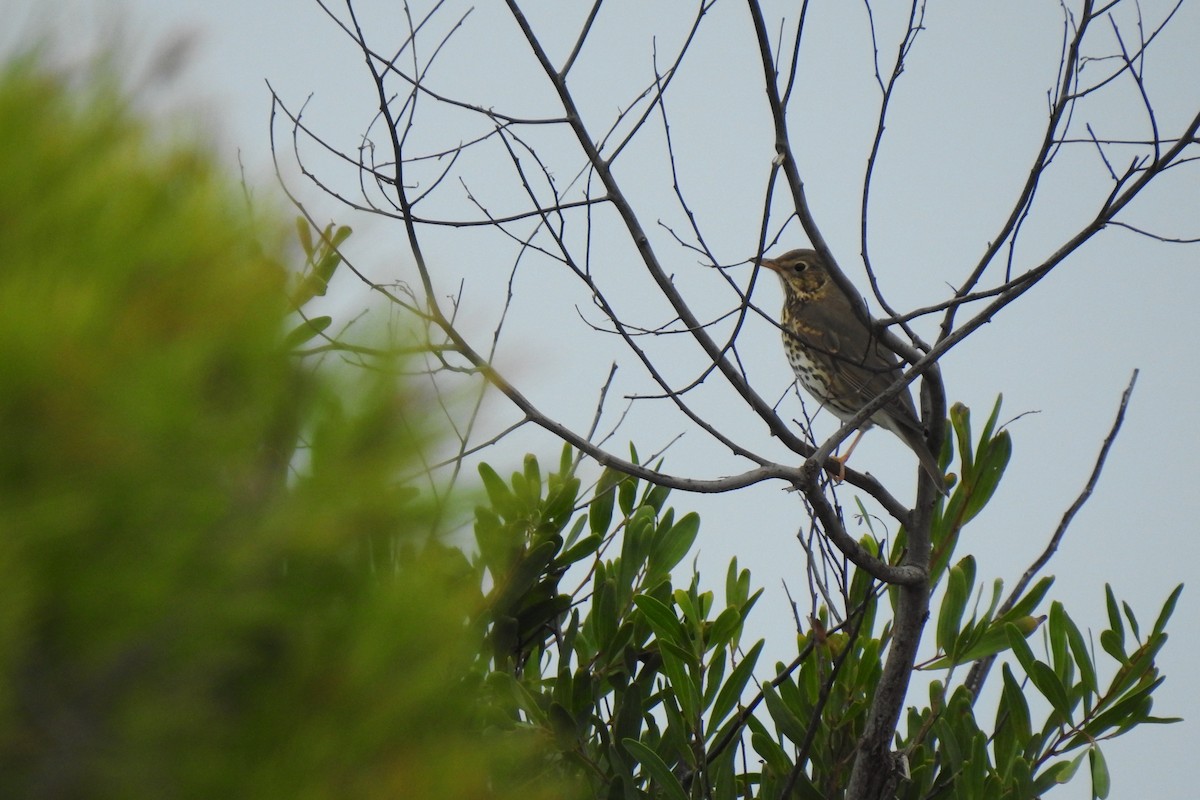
<box><xmin>964</xmin><ymin>369</ymin><xmax>1140</xmax><ymax>699</ymax></box>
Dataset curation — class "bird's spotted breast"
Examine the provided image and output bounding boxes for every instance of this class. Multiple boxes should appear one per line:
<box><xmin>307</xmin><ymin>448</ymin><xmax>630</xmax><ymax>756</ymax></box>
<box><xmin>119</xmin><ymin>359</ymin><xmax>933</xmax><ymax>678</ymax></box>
<box><xmin>783</xmin><ymin>335</ymin><xmax>856</xmax><ymax>422</ymax></box>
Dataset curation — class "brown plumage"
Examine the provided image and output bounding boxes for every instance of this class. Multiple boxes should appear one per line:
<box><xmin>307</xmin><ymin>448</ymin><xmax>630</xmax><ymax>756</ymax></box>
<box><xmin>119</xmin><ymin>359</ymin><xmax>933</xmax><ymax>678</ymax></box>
<box><xmin>759</xmin><ymin>248</ymin><xmax>947</xmax><ymax>493</ymax></box>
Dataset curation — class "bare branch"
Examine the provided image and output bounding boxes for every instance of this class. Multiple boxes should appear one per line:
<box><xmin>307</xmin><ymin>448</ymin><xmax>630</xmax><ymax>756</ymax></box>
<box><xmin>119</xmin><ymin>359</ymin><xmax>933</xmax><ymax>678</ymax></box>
<box><xmin>502</xmin><ymin>0</ymin><xmax>823</xmax><ymax>462</ymax></box>
<box><xmin>964</xmin><ymin>368</ymin><xmax>1140</xmax><ymax>699</ymax></box>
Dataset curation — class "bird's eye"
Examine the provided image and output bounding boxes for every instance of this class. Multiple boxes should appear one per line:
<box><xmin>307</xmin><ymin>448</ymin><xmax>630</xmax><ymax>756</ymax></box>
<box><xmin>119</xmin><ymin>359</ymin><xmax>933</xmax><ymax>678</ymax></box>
<box><xmin>793</xmin><ymin>261</ymin><xmax>808</xmax><ymax>273</ymax></box>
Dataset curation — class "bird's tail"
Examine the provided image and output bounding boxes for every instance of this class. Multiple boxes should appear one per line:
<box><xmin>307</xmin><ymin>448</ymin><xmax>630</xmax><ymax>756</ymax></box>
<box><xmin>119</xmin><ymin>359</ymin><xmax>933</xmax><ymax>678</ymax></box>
<box><xmin>902</xmin><ymin>428</ymin><xmax>949</xmax><ymax>497</ymax></box>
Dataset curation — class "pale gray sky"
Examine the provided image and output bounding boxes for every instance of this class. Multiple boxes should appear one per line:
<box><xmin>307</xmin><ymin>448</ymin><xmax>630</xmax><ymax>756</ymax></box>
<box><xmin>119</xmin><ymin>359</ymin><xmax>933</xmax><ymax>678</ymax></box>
<box><xmin>9</xmin><ymin>1</ymin><xmax>1199</xmax><ymax>797</ymax></box>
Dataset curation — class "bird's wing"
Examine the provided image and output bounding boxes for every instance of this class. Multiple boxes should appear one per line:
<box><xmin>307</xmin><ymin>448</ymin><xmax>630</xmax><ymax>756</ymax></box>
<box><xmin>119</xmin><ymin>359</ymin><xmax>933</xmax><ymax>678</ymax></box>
<box><xmin>798</xmin><ymin>296</ymin><xmax>924</xmax><ymax>429</ymax></box>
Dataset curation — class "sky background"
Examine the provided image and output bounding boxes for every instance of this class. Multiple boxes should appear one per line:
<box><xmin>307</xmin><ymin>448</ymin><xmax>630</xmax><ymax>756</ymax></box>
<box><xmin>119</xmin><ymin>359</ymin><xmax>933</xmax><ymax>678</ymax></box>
<box><xmin>8</xmin><ymin>1</ymin><xmax>1199</xmax><ymax>797</ymax></box>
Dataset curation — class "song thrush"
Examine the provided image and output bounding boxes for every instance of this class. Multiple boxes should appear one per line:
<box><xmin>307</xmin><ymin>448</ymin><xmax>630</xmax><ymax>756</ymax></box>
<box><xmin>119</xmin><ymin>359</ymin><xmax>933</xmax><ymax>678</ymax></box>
<box><xmin>758</xmin><ymin>249</ymin><xmax>947</xmax><ymax>493</ymax></box>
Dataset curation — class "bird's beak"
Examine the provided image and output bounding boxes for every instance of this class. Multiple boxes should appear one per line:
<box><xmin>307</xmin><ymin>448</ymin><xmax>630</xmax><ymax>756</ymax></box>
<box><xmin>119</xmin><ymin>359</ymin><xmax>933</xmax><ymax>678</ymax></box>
<box><xmin>756</xmin><ymin>257</ymin><xmax>780</xmax><ymax>274</ymax></box>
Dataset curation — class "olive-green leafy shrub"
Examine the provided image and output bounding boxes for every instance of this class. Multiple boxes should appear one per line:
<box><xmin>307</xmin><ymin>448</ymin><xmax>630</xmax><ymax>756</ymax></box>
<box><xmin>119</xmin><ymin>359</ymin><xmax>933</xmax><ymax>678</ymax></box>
<box><xmin>466</xmin><ymin>403</ymin><xmax>1179</xmax><ymax>800</ymax></box>
<box><xmin>0</xmin><ymin>53</ymin><xmax>562</xmax><ymax>800</ymax></box>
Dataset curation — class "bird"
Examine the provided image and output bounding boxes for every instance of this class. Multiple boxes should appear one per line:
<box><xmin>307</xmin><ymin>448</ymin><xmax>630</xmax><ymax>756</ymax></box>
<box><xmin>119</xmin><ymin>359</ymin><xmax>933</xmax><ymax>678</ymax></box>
<box><xmin>758</xmin><ymin>248</ymin><xmax>947</xmax><ymax>494</ymax></box>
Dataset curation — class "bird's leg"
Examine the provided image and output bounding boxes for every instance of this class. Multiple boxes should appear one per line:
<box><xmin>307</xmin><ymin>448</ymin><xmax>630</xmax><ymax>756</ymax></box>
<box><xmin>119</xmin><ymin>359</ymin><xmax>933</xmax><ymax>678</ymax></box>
<box><xmin>828</xmin><ymin>429</ymin><xmax>867</xmax><ymax>482</ymax></box>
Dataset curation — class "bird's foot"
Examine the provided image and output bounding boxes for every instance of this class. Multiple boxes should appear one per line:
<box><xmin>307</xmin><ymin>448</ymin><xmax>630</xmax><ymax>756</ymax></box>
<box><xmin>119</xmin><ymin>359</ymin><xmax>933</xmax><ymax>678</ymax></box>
<box><xmin>827</xmin><ymin>453</ymin><xmax>849</xmax><ymax>484</ymax></box>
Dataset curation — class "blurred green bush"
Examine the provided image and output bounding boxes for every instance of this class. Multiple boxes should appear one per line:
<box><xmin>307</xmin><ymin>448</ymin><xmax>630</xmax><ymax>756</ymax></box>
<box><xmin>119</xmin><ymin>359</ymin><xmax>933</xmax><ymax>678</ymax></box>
<box><xmin>0</xmin><ymin>52</ymin><xmax>559</xmax><ymax>800</ymax></box>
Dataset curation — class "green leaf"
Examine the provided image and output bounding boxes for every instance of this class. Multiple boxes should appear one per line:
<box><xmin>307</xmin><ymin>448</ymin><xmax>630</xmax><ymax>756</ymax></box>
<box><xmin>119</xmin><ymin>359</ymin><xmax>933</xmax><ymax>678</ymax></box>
<box><xmin>591</xmin><ymin>567</ymin><xmax>618</xmax><ymax>650</ymax></box>
<box><xmin>618</xmin><ymin>473</ymin><xmax>637</xmax><ymax>517</ymax></box>
<box><xmin>1006</xmin><ymin>621</ymin><xmax>1037</xmax><ymax>673</ymax></box>
<box><xmin>542</xmin><ymin>476</ymin><xmax>580</xmax><ymax>529</ymax></box>
<box><xmin>559</xmin><ymin>442</ymin><xmax>573</xmax><ymax>477</ymax></box>
<box><xmin>672</xmin><ymin>589</ymin><xmax>701</xmax><ymax>636</ymax></box>
<box><xmin>658</xmin><ymin>641</ymin><xmax>700</xmax><ymax>721</ymax></box>
<box><xmin>749</xmin><ymin>728</ymin><xmax>793</xmax><ymax>777</ymax></box>
<box><xmin>486</xmin><ymin>670</ymin><xmax>548</xmax><ymax>725</ymax></box>
<box><xmin>472</xmin><ymin>506</ymin><xmax>505</xmax><ymax>567</ymax></box>
<box><xmin>522</xmin><ymin>453</ymin><xmax>542</xmax><ymax>502</ymax></box>
<box><xmin>510</xmin><ymin>472</ymin><xmax>534</xmax><ymax>511</ymax></box>
<box><xmin>305</xmin><ymin>226</ymin><xmax>349</xmax><ymax>298</ymax></box>
<box><xmin>1090</xmin><ymin>746</ymin><xmax>1110</xmax><ymax>799</ymax></box>
<box><xmin>1048</xmin><ymin>601</ymin><xmax>1073</xmax><ymax>685</ymax></box>
<box><xmin>932</xmin><ymin>710</ymin><xmax>964</xmax><ymax>772</ymax></box>
<box><xmin>848</xmin><ymin>534</ymin><xmax>879</xmax><ymax>607</ymax></box>
<box><xmin>1121</xmin><ymin>600</ymin><xmax>1140</xmax><ymax>641</ymax></box>
<box><xmin>1007</xmin><ymin>757</ymin><xmax>1034</xmax><ymax>800</ymax></box>
<box><xmin>1062</xmin><ymin>606</ymin><xmax>1098</xmax><ymax>695</ymax></box>
<box><xmin>980</xmin><ymin>578</ymin><xmax>1004</xmax><ymax>626</ymax></box>
<box><xmin>648</xmin><ymin>511</ymin><xmax>699</xmax><ymax>577</ymax></box>
<box><xmin>963</xmin><ymin>729</ymin><xmax>988</xmax><ymax>796</ymax></box>
<box><xmin>1033</xmin><ymin>753</ymin><xmax>1085</xmax><ymax>794</ymax></box>
<box><xmin>327</xmin><ymin>222</ymin><xmax>352</xmax><ymax>249</ymax></box>
<box><xmin>702</xmin><ymin>649</ymin><xmax>727</xmax><ymax>710</ymax></box>
<box><xmin>710</xmin><ymin>640</ymin><xmax>763</xmax><ymax>730</ymax></box>
<box><xmin>1004</xmin><ymin>576</ymin><xmax>1054</xmax><ymax>620</ymax></box>
<box><xmin>556</xmin><ymin>533</ymin><xmax>601</xmax><ymax>568</ymax></box>
<box><xmin>283</xmin><ymin>315</ymin><xmax>332</xmax><ymax>348</ymax></box>
<box><xmin>997</xmin><ymin>663</ymin><xmax>1032</xmax><ymax>769</ymax></box>
<box><xmin>562</xmin><ymin>513</ymin><xmax>587</xmax><ymax>549</ymax></box>
<box><xmin>295</xmin><ymin>215</ymin><xmax>314</xmax><ymax>256</ymax></box>
<box><xmin>612</xmin><ymin>677</ymin><xmax>646</xmax><ymax>745</ymax></box>
<box><xmin>706</xmin><ymin>607</ymin><xmax>741</xmax><ymax>652</ymax></box>
<box><xmin>937</xmin><ymin>557</ymin><xmax>972</xmax><ymax>657</ymax></box>
<box><xmin>589</xmin><ymin>468</ymin><xmax>620</xmax><ymax>535</ymax></box>
<box><xmin>290</xmin><ymin>263</ymin><xmax>327</xmax><ymax>306</ymax></box>
<box><xmin>642</xmin><ymin>480</ymin><xmax>672</xmax><ymax>513</ymax></box>
<box><xmin>548</xmin><ymin>702</ymin><xmax>577</xmax><ymax>748</ymax></box>
<box><xmin>1152</xmin><ymin>584</ymin><xmax>1183</xmax><ymax>637</ymax></box>
<box><xmin>633</xmin><ymin>595</ymin><xmax>686</xmax><ymax>649</ymax></box>
<box><xmin>855</xmin><ymin>637</ymin><xmax>882</xmax><ymax>689</ymax></box>
<box><xmin>1105</xmin><ymin>584</ymin><xmax>1124</xmax><ymax>645</ymax></box>
<box><xmin>618</xmin><ymin>506</ymin><xmax>655</xmax><ymax>588</ymax></box>
<box><xmin>977</xmin><ymin>394</ymin><xmax>1004</xmax><ymax>449</ymax></box>
<box><xmin>950</xmin><ymin>403</ymin><xmax>975</xmax><ymax>477</ymax></box>
<box><xmin>622</xmin><ymin>739</ymin><xmax>689</xmax><ymax>800</ymax></box>
<box><xmin>478</xmin><ymin>462</ymin><xmax>516</xmax><ymax>519</ymax></box>
<box><xmin>1028</xmin><ymin>660</ymin><xmax>1073</xmax><ymax>722</ymax></box>
<box><xmin>726</xmin><ymin>558</ymin><xmax>749</xmax><ymax>608</ymax></box>
<box><xmin>762</xmin><ymin>684</ymin><xmax>807</xmax><ymax>746</ymax></box>
<box><xmin>658</xmin><ymin>688</ymin><xmax>687</xmax><ymax>753</ymax></box>
<box><xmin>961</xmin><ymin>430</ymin><xmax>1010</xmax><ymax>523</ymax></box>
<box><xmin>490</xmin><ymin>539</ymin><xmax>559</xmax><ymax>614</ymax></box>
<box><xmin>1099</xmin><ymin>629</ymin><xmax>1127</xmax><ymax>663</ymax></box>
<box><xmin>731</xmin><ymin>589</ymin><xmax>763</xmax><ymax>654</ymax></box>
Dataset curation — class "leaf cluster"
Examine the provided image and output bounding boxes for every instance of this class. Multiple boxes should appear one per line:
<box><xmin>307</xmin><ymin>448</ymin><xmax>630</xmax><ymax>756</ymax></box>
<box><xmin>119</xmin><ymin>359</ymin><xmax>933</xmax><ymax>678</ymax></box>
<box><xmin>463</xmin><ymin>400</ymin><xmax>1180</xmax><ymax>799</ymax></box>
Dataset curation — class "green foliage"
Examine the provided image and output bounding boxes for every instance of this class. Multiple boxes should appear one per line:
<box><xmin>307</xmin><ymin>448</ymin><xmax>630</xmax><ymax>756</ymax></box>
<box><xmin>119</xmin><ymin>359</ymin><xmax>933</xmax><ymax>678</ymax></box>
<box><xmin>470</xmin><ymin>446</ymin><xmax>767</xmax><ymax>796</ymax></box>
<box><xmin>462</xmin><ymin>398</ymin><xmax>1179</xmax><ymax>800</ymax></box>
<box><xmin>891</xmin><ymin>572</ymin><xmax>1181</xmax><ymax>800</ymax></box>
<box><xmin>0</xmin><ymin>54</ymin><xmax>564</xmax><ymax>800</ymax></box>
<box><xmin>284</xmin><ymin>219</ymin><xmax>351</xmax><ymax>348</ymax></box>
